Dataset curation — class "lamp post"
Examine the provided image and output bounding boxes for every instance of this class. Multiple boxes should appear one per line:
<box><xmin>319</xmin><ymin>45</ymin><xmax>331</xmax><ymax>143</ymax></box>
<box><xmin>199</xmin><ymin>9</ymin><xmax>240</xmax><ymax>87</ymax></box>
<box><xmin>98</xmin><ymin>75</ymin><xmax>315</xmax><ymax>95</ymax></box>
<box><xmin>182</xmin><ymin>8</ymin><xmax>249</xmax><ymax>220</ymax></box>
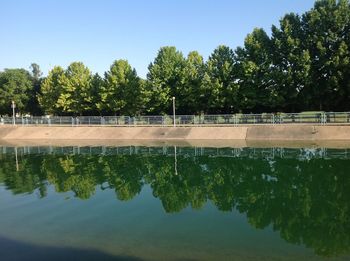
<box><xmin>11</xmin><ymin>101</ymin><xmax>16</xmax><ymax>125</ymax></box>
<box><xmin>172</xmin><ymin>97</ymin><xmax>176</xmax><ymax>127</ymax></box>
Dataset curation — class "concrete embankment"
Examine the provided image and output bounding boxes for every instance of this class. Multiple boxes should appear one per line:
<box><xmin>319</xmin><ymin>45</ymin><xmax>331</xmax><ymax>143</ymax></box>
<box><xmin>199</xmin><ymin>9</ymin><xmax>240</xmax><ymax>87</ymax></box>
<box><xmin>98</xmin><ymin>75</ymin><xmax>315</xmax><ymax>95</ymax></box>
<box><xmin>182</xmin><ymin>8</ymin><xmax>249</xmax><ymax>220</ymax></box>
<box><xmin>246</xmin><ymin>125</ymin><xmax>350</xmax><ymax>140</ymax></box>
<box><xmin>0</xmin><ymin>125</ymin><xmax>349</xmax><ymax>144</ymax></box>
<box><xmin>0</xmin><ymin>126</ymin><xmax>248</xmax><ymax>140</ymax></box>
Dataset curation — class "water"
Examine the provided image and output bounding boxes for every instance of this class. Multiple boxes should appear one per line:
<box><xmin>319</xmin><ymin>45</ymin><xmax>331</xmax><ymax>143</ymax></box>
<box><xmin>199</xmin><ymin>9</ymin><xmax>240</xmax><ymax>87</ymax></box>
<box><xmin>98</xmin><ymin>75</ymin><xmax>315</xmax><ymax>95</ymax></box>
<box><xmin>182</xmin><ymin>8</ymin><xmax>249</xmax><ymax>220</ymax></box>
<box><xmin>0</xmin><ymin>145</ymin><xmax>349</xmax><ymax>260</ymax></box>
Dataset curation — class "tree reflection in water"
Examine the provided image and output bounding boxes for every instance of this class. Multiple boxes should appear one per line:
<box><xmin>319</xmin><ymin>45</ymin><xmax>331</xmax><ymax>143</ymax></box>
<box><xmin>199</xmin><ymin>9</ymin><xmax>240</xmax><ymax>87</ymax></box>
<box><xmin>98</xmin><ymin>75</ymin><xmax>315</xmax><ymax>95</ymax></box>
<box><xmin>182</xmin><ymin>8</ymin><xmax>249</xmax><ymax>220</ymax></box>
<box><xmin>0</xmin><ymin>146</ymin><xmax>349</xmax><ymax>257</ymax></box>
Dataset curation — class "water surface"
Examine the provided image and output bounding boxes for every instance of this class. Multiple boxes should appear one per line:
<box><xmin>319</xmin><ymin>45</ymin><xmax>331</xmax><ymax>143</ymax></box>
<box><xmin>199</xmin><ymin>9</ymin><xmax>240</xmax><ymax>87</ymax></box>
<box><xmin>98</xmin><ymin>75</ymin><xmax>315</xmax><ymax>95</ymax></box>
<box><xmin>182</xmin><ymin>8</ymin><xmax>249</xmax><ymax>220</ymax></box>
<box><xmin>0</xmin><ymin>145</ymin><xmax>349</xmax><ymax>260</ymax></box>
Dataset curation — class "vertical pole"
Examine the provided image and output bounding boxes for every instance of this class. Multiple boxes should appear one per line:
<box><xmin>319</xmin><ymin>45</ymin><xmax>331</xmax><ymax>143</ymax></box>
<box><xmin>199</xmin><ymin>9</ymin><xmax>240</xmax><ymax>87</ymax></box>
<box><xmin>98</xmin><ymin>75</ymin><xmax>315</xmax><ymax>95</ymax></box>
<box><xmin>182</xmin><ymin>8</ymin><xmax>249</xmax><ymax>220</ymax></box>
<box><xmin>172</xmin><ymin>97</ymin><xmax>176</xmax><ymax>127</ymax></box>
<box><xmin>11</xmin><ymin>101</ymin><xmax>16</xmax><ymax>125</ymax></box>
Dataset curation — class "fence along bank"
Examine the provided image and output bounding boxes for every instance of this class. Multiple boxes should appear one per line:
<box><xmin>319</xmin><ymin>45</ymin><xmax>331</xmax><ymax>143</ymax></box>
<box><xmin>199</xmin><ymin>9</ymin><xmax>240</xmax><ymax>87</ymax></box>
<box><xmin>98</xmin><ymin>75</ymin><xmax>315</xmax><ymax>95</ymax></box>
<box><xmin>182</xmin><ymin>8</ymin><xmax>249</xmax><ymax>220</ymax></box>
<box><xmin>1</xmin><ymin>112</ymin><xmax>350</xmax><ymax>126</ymax></box>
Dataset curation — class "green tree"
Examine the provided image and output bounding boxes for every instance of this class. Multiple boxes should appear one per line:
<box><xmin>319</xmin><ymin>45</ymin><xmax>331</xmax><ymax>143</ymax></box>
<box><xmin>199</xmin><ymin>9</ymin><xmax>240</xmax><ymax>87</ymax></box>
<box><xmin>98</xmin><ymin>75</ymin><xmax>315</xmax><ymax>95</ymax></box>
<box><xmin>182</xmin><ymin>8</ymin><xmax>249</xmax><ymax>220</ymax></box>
<box><xmin>56</xmin><ymin>62</ymin><xmax>93</xmax><ymax>115</ymax></box>
<box><xmin>0</xmin><ymin>68</ymin><xmax>33</xmax><ymax>115</ymax></box>
<box><xmin>30</xmin><ymin>63</ymin><xmax>43</xmax><ymax>80</ymax></box>
<box><xmin>147</xmin><ymin>46</ymin><xmax>186</xmax><ymax>114</ymax></box>
<box><xmin>38</xmin><ymin>66</ymin><xmax>64</xmax><ymax>115</ymax></box>
<box><xmin>302</xmin><ymin>0</ymin><xmax>350</xmax><ymax>111</ymax></box>
<box><xmin>199</xmin><ymin>72</ymin><xmax>221</xmax><ymax>114</ymax></box>
<box><xmin>180</xmin><ymin>51</ymin><xmax>205</xmax><ymax>114</ymax></box>
<box><xmin>27</xmin><ymin>63</ymin><xmax>43</xmax><ymax>115</ymax></box>
<box><xmin>270</xmin><ymin>14</ymin><xmax>312</xmax><ymax>112</ymax></box>
<box><xmin>234</xmin><ymin>29</ymin><xmax>274</xmax><ymax>112</ymax></box>
<box><xmin>99</xmin><ymin>60</ymin><xmax>143</xmax><ymax>116</ymax></box>
<box><xmin>90</xmin><ymin>73</ymin><xmax>104</xmax><ymax>115</ymax></box>
<box><xmin>205</xmin><ymin>45</ymin><xmax>237</xmax><ymax>113</ymax></box>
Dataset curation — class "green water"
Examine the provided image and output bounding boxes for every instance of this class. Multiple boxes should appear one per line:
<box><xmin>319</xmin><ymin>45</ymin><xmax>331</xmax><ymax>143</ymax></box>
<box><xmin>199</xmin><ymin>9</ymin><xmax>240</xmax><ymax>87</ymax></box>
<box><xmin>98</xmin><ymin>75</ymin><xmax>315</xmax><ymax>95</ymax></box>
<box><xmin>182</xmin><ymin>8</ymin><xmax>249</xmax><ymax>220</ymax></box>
<box><xmin>0</xmin><ymin>146</ymin><xmax>349</xmax><ymax>260</ymax></box>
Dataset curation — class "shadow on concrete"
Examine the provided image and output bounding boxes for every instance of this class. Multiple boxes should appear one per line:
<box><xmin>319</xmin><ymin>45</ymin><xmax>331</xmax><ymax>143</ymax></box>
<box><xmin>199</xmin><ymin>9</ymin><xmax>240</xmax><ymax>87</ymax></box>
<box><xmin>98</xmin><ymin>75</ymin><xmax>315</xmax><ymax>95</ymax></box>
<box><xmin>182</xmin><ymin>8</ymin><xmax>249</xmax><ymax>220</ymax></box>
<box><xmin>0</xmin><ymin>236</ymin><xmax>143</xmax><ymax>261</ymax></box>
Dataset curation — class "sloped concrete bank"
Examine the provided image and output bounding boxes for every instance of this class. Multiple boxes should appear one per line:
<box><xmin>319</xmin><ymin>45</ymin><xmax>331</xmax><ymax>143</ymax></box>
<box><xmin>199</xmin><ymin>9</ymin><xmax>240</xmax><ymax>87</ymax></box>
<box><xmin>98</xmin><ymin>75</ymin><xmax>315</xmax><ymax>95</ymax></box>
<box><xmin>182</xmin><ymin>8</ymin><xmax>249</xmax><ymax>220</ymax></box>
<box><xmin>246</xmin><ymin>125</ymin><xmax>350</xmax><ymax>140</ymax></box>
<box><xmin>0</xmin><ymin>125</ymin><xmax>349</xmax><ymax>141</ymax></box>
<box><xmin>0</xmin><ymin>126</ymin><xmax>247</xmax><ymax>140</ymax></box>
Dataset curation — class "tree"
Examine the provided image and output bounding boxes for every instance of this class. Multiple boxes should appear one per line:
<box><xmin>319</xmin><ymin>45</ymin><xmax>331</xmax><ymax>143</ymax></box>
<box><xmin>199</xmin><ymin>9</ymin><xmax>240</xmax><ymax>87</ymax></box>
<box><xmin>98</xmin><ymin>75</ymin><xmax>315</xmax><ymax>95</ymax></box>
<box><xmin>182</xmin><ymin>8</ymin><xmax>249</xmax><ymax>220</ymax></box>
<box><xmin>146</xmin><ymin>46</ymin><xmax>186</xmax><ymax>114</ymax></box>
<box><xmin>234</xmin><ymin>29</ymin><xmax>274</xmax><ymax>112</ymax></box>
<box><xmin>56</xmin><ymin>62</ymin><xmax>93</xmax><ymax>115</ymax></box>
<box><xmin>38</xmin><ymin>66</ymin><xmax>64</xmax><ymax>115</ymax></box>
<box><xmin>27</xmin><ymin>63</ymin><xmax>43</xmax><ymax>115</ymax></box>
<box><xmin>90</xmin><ymin>73</ymin><xmax>104</xmax><ymax>115</ymax></box>
<box><xmin>205</xmin><ymin>45</ymin><xmax>237</xmax><ymax>113</ymax></box>
<box><xmin>180</xmin><ymin>51</ymin><xmax>205</xmax><ymax>114</ymax></box>
<box><xmin>270</xmin><ymin>14</ymin><xmax>312</xmax><ymax>112</ymax></box>
<box><xmin>30</xmin><ymin>63</ymin><xmax>43</xmax><ymax>80</ymax></box>
<box><xmin>99</xmin><ymin>60</ymin><xmax>143</xmax><ymax>116</ymax></box>
<box><xmin>0</xmin><ymin>68</ymin><xmax>33</xmax><ymax>115</ymax></box>
<box><xmin>302</xmin><ymin>0</ymin><xmax>350</xmax><ymax>111</ymax></box>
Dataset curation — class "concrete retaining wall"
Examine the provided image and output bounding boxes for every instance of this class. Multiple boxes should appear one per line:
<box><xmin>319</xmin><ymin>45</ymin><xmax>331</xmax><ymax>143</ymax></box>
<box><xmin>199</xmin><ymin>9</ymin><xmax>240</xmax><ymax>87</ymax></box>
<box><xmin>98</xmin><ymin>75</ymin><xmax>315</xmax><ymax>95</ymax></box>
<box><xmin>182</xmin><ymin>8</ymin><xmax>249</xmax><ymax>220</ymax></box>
<box><xmin>0</xmin><ymin>126</ymin><xmax>248</xmax><ymax>140</ymax></box>
<box><xmin>246</xmin><ymin>125</ymin><xmax>350</xmax><ymax>140</ymax></box>
<box><xmin>0</xmin><ymin>125</ymin><xmax>349</xmax><ymax>141</ymax></box>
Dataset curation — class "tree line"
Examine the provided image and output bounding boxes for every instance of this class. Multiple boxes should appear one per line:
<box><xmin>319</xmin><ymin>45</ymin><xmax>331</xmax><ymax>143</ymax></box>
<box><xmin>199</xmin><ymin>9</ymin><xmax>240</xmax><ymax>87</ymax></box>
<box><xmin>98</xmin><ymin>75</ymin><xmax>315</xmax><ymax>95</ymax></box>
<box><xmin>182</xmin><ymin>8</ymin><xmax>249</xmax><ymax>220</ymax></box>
<box><xmin>1</xmin><ymin>0</ymin><xmax>349</xmax><ymax>116</ymax></box>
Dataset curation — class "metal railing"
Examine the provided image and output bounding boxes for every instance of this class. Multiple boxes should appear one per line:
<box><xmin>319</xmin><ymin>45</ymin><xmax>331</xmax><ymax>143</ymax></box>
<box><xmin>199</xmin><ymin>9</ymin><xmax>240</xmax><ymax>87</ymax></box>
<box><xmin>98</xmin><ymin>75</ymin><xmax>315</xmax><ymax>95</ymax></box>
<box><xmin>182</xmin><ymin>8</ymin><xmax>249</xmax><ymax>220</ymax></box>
<box><xmin>0</xmin><ymin>112</ymin><xmax>350</xmax><ymax>126</ymax></box>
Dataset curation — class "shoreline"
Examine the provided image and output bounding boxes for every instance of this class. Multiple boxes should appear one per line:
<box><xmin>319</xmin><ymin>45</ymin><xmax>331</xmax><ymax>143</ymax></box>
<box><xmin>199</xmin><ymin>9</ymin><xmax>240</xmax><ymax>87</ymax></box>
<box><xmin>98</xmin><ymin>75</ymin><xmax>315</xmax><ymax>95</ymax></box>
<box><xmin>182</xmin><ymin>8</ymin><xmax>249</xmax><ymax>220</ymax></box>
<box><xmin>1</xmin><ymin>125</ymin><xmax>350</xmax><ymax>148</ymax></box>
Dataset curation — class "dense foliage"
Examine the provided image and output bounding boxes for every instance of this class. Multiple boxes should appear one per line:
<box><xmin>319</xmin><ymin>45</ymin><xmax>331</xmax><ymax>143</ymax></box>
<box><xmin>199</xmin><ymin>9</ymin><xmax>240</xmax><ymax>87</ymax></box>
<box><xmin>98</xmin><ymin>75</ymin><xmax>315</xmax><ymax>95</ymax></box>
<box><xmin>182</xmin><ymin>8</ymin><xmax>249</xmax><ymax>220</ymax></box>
<box><xmin>1</xmin><ymin>0</ymin><xmax>349</xmax><ymax>115</ymax></box>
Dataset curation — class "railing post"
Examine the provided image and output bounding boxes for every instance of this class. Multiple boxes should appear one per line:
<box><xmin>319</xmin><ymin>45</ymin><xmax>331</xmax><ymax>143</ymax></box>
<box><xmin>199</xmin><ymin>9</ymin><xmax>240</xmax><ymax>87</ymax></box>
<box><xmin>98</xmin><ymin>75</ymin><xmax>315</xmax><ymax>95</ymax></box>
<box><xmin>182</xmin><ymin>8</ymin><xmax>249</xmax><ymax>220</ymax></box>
<box><xmin>321</xmin><ymin>113</ymin><xmax>324</xmax><ymax>125</ymax></box>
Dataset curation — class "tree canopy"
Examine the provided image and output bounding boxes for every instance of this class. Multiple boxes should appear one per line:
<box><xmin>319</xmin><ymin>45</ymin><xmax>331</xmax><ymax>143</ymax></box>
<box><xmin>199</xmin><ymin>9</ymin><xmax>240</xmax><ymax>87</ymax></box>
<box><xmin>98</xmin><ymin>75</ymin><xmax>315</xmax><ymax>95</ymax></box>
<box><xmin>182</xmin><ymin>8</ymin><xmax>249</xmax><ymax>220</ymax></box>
<box><xmin>0</xmin><ymin>69</ymin><xmax>33</xmax><ymax>115</ymax></box>
<box><xmin>99</xmin><ymin>59</ymin><xmax>143</xmax><ymax>115</ymax></box>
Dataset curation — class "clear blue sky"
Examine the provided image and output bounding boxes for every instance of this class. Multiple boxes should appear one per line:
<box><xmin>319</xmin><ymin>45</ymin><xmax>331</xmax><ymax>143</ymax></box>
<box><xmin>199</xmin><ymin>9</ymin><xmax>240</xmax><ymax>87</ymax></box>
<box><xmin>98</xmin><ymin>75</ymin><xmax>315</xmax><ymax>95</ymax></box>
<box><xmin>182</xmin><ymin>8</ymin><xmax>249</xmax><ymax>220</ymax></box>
<box><xmin>1</xmin><ymin>0</ymin><xmax>316</xmax><ymax>78</ymax></box>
